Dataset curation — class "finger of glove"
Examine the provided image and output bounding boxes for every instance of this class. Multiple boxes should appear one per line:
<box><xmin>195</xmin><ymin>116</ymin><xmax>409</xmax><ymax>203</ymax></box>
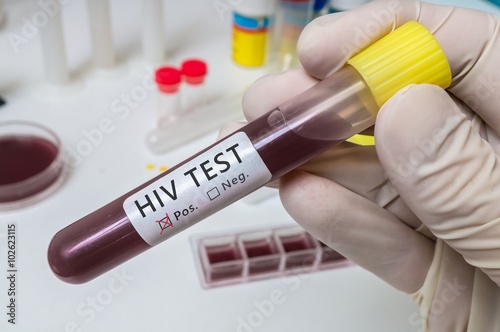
<box><xmin>411</xmin><ymin>240</ymin><xmax>474</xmax><ymax>332</ymax></box>
<box><xmin>376</xmin><ymin>84</ymin><xmax>500</xmax><ymax>286</ymax></box>
<box><xmin>279</xmin><ymin>170</ymin><xmax>434</xmax><ymax>293</ymax></box>
<box><xmin>296</xmin><ymin>144</ymin><xmax>422</xmax><ymax>229</ymax></box>
<box><xmin>298</xmin><ymin>0</ymin><xmax>500</xmax><ymax>135</ymax></box>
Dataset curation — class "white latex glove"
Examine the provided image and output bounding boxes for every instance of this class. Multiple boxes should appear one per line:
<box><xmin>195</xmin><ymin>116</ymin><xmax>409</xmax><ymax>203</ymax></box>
<box><xmin>221</xmin><ymin>1</ymin><xmax>500</xmax><ymax>331</ymax></box>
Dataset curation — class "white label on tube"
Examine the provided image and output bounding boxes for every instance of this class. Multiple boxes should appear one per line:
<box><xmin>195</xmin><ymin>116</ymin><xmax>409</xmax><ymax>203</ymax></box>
<box><xmin>123</xmin><ymin>132</ymin><xmax>272</xmax><ymax>246</ymax></box>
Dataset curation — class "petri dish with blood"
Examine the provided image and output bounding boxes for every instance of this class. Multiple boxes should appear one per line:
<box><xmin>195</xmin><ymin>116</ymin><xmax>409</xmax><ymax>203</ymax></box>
<box><xmin>0</xmin><ymin>121</ymin><xmax>66</xmax><ymax>209</ymax></box>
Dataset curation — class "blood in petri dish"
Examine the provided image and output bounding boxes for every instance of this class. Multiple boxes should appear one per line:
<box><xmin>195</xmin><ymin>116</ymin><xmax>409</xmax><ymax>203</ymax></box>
<box><xmin>0</xmin><ymin>135</ymin><xmax>61</xmax><ymax>202</ymax></box>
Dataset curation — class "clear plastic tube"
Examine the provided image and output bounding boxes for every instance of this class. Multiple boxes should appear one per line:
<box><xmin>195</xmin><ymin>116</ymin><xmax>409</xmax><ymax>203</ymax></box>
<box><xmin>39</xmin><ymin>2</ymin><xmax>69</xmax><ymax>85</ymax></box>
<box><xmin>87</xmin><ymin>0</ymin><xmax>115</xmax><ymax>69</ymax></box>
<box><xmin>271</xmin><ymin>0</ymin><xmax>314</xmax><ymax>71</ymax></box>
<box><xmin>141</xmin><ymin>0</ymin><xmax>164</xmax><ymax>64</ymax></box>
<box><xmin>180</xmin><ymin>59</ymin><xmax>208</xmax><ymax>114</ymax></box>
<box><xmin>48</xmin><ymin>65</ymin><xmax>377</xmax><ymax>284</ymax></box>
<box><xmin>157</xmin><ymin>91</ymin><xmax>180</xmax><ymax>127</ymax></box>
<box><xmin>154</xmin><ymin>67</ymin><xmax>181</xmax><ymax>127</ymax></box>
<box><xmin>147</xmin><ymin>92</ymin><xmax>243</xmax><ymax>154</ymax></box>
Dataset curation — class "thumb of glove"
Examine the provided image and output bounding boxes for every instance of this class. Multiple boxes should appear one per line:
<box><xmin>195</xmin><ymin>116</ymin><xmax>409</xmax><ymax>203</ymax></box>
<box><xmin>375</xmin><ymin>84</ymin><xmax>500</xmax><ymax>286</ymax></box>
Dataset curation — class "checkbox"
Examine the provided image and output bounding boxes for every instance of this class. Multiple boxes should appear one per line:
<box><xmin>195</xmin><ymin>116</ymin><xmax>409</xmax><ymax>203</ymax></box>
<box><xmin>207</xmin><ymin>187</ymin><xmax>220</xmax><ymax>201</ymax></box>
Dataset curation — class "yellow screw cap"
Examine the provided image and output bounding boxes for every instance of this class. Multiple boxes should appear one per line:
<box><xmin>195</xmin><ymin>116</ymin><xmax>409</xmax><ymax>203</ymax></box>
<box><xmin>347</xmin><ymin>21</ymin><xmax>451</xmax><ymax>107</ymax></box>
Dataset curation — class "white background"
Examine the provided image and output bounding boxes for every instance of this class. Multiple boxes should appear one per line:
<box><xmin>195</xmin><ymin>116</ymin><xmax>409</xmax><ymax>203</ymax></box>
<box><xmin>0</xmin><ymin>0</ymin><xmax>499</xmax><ymax>331</ymax></box>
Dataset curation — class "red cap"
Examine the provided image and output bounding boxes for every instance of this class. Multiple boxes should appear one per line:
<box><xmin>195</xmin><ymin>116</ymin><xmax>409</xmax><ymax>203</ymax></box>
<box><xmin>155</xmin><ymin>67</ymin><xmax>181</xmax><ymax>93</ymax></box>
<box><xmin>181</xmin><ymin>59</ymin><xmax>208</xmax><ymax>85</ymax></box>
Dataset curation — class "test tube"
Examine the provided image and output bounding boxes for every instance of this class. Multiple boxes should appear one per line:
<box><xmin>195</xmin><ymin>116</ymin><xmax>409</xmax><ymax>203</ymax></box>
<box><xmin>146</xmin><ymin>92</ymin><xmax>244</xmax><ymax>154</ymax></box>
<box><xmin>154</xmin><ymin>67</ymin><xmax>181</xmax><ymax>128</ymax></box>
<box><xmin>87</xmin><ymin>0</ymin><xmax>115</xmax><ymax>69</ymax></box>
<box><xmin>271</xmin><ymin>0</ymin><xmax>314</xmax><ymax>71</ymax></box>
<box><xmin>48</xmin><ymin>22</ymin><xmax>452</xmax><ymax>284</ymax></box>
<box><xmin>232</xmin><ymin>0</ymin><xmax>276</xmax><ymax>67</ymax></box>
<box><xmin>39</xmin><ymin>1</ymin><xmax>69</xmax><ymax>85</ymax></box>
<box><xmin>180</xmin><ymin>59</ymin><xmax>207</xmax><ymax>114</ymax></box>
<box><xmin>142</xmin><ymin>0</ymin><xmax>164</xmax><ymax>64</ymax></box>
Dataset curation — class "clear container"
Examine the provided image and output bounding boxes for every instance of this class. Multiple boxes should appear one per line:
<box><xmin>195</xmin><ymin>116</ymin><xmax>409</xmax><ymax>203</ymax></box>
<box><xmin>146</xmin><ymin>91</ymin><xmax>244</xmax><ymax>154</ymax></box>
<box><xmin>154</xmin><ymin>67</ymin><xmax>181</xmax><ymax>127</ymax></box>
<box><xmin>0</xmin><ymin>121</ymin><xmax>66</xmax><ymax>209</ymax></box>
<box><xmin>193</xmin><ymin>225</ymin><xmax>350</xmax><ymax>288</ymax></box>
<box><xmin>270</xmin><ymin>0</ymin><xmax>314</xmax><ymax>71</ymax></box>
<box><xmin>180</xmin><ymin>59</ymin><xmax>208</xmax><ymax>114</ymax></box>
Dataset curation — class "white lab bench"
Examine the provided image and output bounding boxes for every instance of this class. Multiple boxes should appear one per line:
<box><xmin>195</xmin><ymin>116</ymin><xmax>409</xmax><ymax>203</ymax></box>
<box><xmin>0</xmin><ymin>0</ymin><xmax>499</xmax><ymax>331</ymax></box>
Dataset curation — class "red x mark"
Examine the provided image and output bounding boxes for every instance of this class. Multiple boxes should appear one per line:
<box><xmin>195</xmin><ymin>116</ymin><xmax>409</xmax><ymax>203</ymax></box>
<box><xmin>156</xmin><ymin>213</ymin><xmax>174</xmax><ymax>235</ymax></box>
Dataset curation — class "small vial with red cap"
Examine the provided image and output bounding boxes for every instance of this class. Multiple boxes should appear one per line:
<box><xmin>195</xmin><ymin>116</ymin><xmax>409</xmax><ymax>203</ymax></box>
<box><xmin>180</xmin><ymin>59</ymin><xmax>208</xmax><ymax>114</ymax></box>
<box><xmin>154</xmin><ymin>67</ymin><xmax>181</xmax><ymax>127</ymax></box>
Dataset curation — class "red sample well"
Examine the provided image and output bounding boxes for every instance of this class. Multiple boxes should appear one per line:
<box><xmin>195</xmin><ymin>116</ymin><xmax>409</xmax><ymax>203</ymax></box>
<box><xmin>279</xmin><ymin>233</ymin><xmax>317</xmax><ymax>269</ymax></box>
<box><xmin>207</xmin><ymin>243</ymin><xmax>241</xmax><ymax>264</ymax></box>
<box><xmin>243</xmin><ymin>238</ymin><xmax>281</xmax><ymax>275</ymax></box>
<box><xmin>244</xmin><ymin>240</ymin><xmax>274</xmax><ymax>257</ymax></box>
<box><xmin>204</xmin><ymin>243</ymin><xmax>244</xmax><ymax>281</ymax></box>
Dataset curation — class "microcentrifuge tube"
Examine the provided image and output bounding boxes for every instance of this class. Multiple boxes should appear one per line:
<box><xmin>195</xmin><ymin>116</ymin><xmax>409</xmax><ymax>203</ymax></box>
<box><xmin>142</xmin><ymin>0</ymin><xmax>164</xmax><ymax>64</ymax></box>
<box><xmin>48</xmin><ymin>21</ymin><xmax>451</xmax><ymax>284</ymax></box>
<box><xmin>180</xmin><ymin>59</ymin><xmax>207</xmax><ymax>114</ymax></box>
<box><xmin>87</xmin><ymin>0</ymin><xmax>115</xmax><ymax>69</ymax></box>
<box><xmin>39</xmin><ymin>2</ymin><xmax>69</xmax><ymax>85</ymax></box>
<box><xmin>271</xmin><ymin>0</ymin><xmax>314</xmax><ymax>71</ymax></box>
<box><xmin>154</xmin><ymin>67</ymin><xmax>181</xmax><ymax>127</ymax></box>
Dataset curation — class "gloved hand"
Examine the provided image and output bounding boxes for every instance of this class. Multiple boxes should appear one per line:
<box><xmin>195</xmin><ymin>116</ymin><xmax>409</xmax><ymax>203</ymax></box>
<box><xmin>222</xmin><ymin>1</ymin><xmax>500</xmax><ymax>331</ymax></box>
